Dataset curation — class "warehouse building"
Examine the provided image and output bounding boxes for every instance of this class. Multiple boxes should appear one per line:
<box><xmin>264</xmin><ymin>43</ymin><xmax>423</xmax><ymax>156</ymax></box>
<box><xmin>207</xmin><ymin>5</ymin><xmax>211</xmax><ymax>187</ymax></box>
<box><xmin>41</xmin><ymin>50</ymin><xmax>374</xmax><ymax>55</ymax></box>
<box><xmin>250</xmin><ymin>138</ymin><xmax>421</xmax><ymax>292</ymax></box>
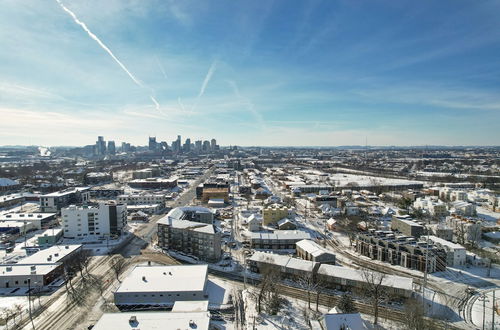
<box><xmin>114</xmin><ymin>265</ymin><xmax>208</xmax><ymax>308</ymax></box>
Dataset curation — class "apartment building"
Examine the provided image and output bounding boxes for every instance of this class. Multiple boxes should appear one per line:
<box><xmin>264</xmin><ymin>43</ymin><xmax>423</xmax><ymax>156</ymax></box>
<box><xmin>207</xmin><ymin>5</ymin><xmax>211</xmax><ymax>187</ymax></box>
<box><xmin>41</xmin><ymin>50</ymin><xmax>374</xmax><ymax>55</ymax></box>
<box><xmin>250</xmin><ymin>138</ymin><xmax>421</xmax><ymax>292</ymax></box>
<box><xmin>40</xmin><ymin>187</ymin><xmax>90</xmax><ymax>213</ymax></box>
<box><xmin>128</xmin><ymin>178</ymin><xmax>177</xmax><ymax>190</ymax></box>
<box><xmin>355</xmin><ymin>231</ymin><xmax>446</xmax><ymax>273</ymax></box>
<box><xmin>424</xmin><ymin>236</ymin><xmax>466</xmax><ymax>267</ymax></box>
<box><xmin>167</xmin><ymin>206</ymin><xmax>214</xmax><ymax>224</ymax></box>
<box><xmin>413</xmin><ymin>197</ymin><xmax>448</xmax><ymax>217</ymax></box>
<box><xmin>391</xmin><ymin>216</ymin><xmax>424</xmax><ymax>238</ymax></box>
<box><xmin>157</xmin><ymin>209</ymin><xmax>221</xmax><ymax>262</ymax></box>
<box><xmin>250</xmin><ymin>230</ymin><xmax>311</xmax><ymax>250</ymax></box>
<box><xmin>450</xmin><ymin>201</ymin><xmax>476</xmax><ymax>217</ymax></box>
<box><xmin>132</xmin><ymin>168</ymin><xmax>161</xmax><ymax>180</ymax></box>
<box><xmin>117</xmin><ymin>194</ymin><xmax>166</xmax><ymax>206</ymax></box>
<box><xmin>262</xmin><ymin>204</ymin><xmax>294</xmax><ymax>226</ymax></box>
<box><xmin>445</xmin><ymin>215</ymin><xmax>482</xmax><ymax>244</ymax></box>
<box><xmin>61</xmin><ymin>202</ymin><xmax>127</xmax><ymax>238</ymax></box>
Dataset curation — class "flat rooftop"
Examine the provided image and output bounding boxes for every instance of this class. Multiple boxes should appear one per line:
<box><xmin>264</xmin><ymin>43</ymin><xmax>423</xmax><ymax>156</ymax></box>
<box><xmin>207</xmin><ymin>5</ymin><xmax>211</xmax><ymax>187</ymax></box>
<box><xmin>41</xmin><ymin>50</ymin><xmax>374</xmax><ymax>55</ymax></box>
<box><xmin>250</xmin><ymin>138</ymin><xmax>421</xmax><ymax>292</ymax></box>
<box><xmin>42</xmin><ymin>187</ymin><xmax>89</xmax><ymax>197</ymax></box>
<box><xmin>19</xmin><ymin>244</ymin><xmax>81</xmax><ymax>265</ymax></box>
<box><xmin>0</xmin><ymin>213</ymin><xmax>55</xmax><ymax>221</ymax></box>
<box><xmin>115</xmin><ymin>265</ymin><xmax>208</xmax><ymax>294</ymax></box>
<box><xmin>250</xmin><ymin>230</ymin><xmax>312</xmax><ymax>241</ymax></box>
<box><xmin>92</xmin><ymin>311</ymin><xmax>210</xmax><ymax>330</ymax></box>
<box><xmin>0</xmin><ymin>264</ymin><xmax>59</xmax><ymax>277</ymax></box>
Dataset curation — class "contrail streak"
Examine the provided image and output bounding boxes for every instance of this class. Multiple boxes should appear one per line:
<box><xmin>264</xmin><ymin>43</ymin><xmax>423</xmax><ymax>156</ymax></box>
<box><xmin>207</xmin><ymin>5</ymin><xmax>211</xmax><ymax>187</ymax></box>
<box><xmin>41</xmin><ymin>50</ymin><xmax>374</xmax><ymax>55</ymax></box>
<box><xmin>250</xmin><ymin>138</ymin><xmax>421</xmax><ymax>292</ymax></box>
<box><xmin>198</xmin><ymin>61</ymin><xmax>217</xmax><ymax>98</ymax></box>
<box><xmin>178</xmin><ymin>97</ymin><xmax>186</xmax><ymax>112</ymax></box>
<box><xmin>56</xmin><ymin>0</ymin><xmax>143</xmax><ymax>87</ymax></box>
<box><xmin>192</xmin><ymin>61</ymin><xmax>217</xmax><ymax>111</ymax></box>
<box><xmin>56</xmin><ymin>0</ymin><xmax>164</xmax><ymax>115</ymax></box>
<box><xmin>155</xmin><ymin>56</ymin><xmax>168</xmax><ymax>80</ymax></box>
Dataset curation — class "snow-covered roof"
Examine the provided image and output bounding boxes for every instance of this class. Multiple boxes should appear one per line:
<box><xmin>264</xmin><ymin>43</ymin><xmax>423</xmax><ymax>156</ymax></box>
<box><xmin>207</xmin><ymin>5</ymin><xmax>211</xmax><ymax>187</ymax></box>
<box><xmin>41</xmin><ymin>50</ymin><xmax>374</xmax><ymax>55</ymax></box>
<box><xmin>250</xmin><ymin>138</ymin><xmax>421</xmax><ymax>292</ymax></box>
<box><xmin>116</xmin><ymin>265</ymin><xmax>208</xmax><ymax>294</ymax></box>
<box><xmin>326</xmin><ymin>218</ymin><xmax>337</xmax><ymax>225</ymax></box>
<box><xmin>0</xmin><ymin>264</ymin><xmax>59</xmax><ymax>277</ymax></box>
<box><xmin>0</xmin><ymin>213</ymin><xmax>55</xmax><ymax>221</ymax></box>
<box><xmin>250</xmin><ymin>230</ymin><xmax>311</xmax><ymax>241</ymax></box>
<box><xmin>249</xmin><ymin>252</ymin><xmax>317</xmax><ymax>272</ymax></box>
<box><xmin>0</xmin><ymin>178</ymin><xmax>18</xmax><ymax>187</ymax></box>
<box><xmin>322</xmin><ymin>308</ymin><xmax>368</xmax><ymax>330</ymax></box>
<box><xmin>317</xmin><ymin>264</ymin><xmax>413</xmax><ymax>291</ymax></box>
<box><xmin>427</xmin><ymin>235</ymin><xmax>465</xmax><ymax>250</ymax></box>
<box><xmin>296</xmin><ymin>239</ymin><xmax>333</xmax><ymax>258</ymax></box>
<box><xmin>20</xmin><ymin>244</ymin><xmax>82</xmax><ymax>265</ymax></box>
<box><xmin>172</xmin><ymin>300</ymin><xmax>209</xmax><ymax>312</ymax></box>
<box><xmin>158</xmin><ymin>215</ymin><xmax>217</xmax><ymax>234</ymax></box>
<box><xmin>92</xmin><ymin>311</ymin><xmax>210</xmax><ymax>330</ymax></box>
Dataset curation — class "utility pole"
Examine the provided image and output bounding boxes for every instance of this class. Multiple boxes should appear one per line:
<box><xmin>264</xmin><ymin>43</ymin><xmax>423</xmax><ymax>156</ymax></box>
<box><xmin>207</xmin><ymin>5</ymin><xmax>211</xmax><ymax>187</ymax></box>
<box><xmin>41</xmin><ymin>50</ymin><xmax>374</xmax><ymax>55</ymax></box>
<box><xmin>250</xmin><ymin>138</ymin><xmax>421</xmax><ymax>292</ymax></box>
<box><xmin>492</xmin><ymin>290</ymin><xmax>496</xmax><ymax>330</ymax></box>
<box><xmin>479</xmin><ymin>293</ymin><xmax>490</xmax><ymax>330</ymax></box>
<box><xmin>422</xmin><ymin>218</ymin><xmax>430</xmax><ymax>313</ymax></box>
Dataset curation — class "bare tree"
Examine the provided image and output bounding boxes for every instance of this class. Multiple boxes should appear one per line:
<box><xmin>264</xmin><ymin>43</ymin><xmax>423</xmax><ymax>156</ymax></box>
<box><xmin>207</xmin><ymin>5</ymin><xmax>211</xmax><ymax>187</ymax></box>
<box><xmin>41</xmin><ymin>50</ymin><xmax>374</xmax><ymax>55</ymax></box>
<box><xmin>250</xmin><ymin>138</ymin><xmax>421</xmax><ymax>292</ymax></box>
<box><xmin>313</xmin><ymin>277</ymin><xmax>326</xmax><ymax>312</ymax></box>
<box><xmin>1</xmin><ymin>307</ymin><xmax>13</xmax><ymax>330</ymax></box>
<box><xmin>76</xmin><ymin>249</ymin><xmax>92</xmax><ymax>277</ymax></box>
<box><xmin>111</xmin><ymin>257</ymin><xmax>126</xmax><ymax>282</ymax></box>
<box><xmin>337</xmin><ymin>294</ymin><xmax>357</xmax><ymax>314</ymax></box>
<box><xmin>298</xmin><ymin>271</ymin><xmax>321</xmax><ymax>310</ymax></box>
<box><xmin>361</xmin><ymin>268</ymin><xmax>387</xmax><ymax>325</ymax></box>
<box><xmin>13</xmin><ymin>304</ymin><xmax>23</xmax><ymax>327</ymax></box>
<box><xmin>403</xmin><ymin>298</ymin><xmax>426</xmax><ymax>330</ymax></box>
<box><xmin>256</xmin><ymin>260</ymin><xmax>281</xmax><ymax>314</ymax></box>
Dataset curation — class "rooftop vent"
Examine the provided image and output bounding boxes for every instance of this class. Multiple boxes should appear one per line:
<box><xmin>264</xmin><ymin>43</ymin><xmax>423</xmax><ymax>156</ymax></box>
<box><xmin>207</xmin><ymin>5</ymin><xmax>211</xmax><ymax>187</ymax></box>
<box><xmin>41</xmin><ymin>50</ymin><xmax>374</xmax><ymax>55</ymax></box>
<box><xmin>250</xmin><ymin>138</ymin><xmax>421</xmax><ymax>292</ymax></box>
<box><xmin>189</xmin><ymin>320</ymin><xmax>196</xmax><ymax>328</ymax></box>
<box><xmin>129</xmin><ymin>316</ymin><xmax>137</xmax><ymax>325</ymax></box>
<box><xmin>142</xmin><ymin>276</ymin><xmax>146</xmax><ymax>282</ymax></box>
<box><xmin>169</xmin><ymin>271</ymin><xmax>172</xmax><ymax>275</ymax></box>
<box><xmin>6</xmin><ymin>266</ymin><xmax>12</xmax><ymax>272</ymax></box>
<box><xmin>65</xmin><ymin>246</ymin><xmax>69</xmax><ymax>249</ymax></box>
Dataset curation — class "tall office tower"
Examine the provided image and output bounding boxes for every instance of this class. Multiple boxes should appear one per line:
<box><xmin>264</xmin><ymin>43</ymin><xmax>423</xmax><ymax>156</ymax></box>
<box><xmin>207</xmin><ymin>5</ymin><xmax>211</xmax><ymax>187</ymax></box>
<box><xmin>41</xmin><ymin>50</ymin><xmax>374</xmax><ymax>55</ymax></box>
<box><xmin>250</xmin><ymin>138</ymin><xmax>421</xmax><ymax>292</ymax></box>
<box><xmin>183</xmin><ymin>138</ymin><xmax>191</xmax><ymax>152</ymax></box>
<box><xmin>171</xmin><ymin>139</ymin><xmax>178</xmax><ymax>152</ymax></box>
<box><xmin>202</xmin><ymin>140</ymin><xmax>210</xmax><ymax>151</ymax></box>
<box><xmin>121</xmin><ymin>142</ymin><xmax>131</xmax><ymax>152</ymax></box>
<box><xmin>149</xmin><ymin>136</ymin><xmax>157</xmax><ymax>151</ymax></box>
<box><xmin>210</xmin><ymin>138</ymin><xmax>217</xmax><ymax>151</ymax></box>
<box><xmin>195</xmin><ymin>140</ymin><xmax>202</xmax><ymax>153</ymax></box>
<box><xmin>107</xmin><ymin>141</ymin><xmax>116</xmax><ymax>155</ymax></box>
<box><xmin>96</xmin><ymin>136</ymin><xmax>106</xmax><ymax>155</ymax></box>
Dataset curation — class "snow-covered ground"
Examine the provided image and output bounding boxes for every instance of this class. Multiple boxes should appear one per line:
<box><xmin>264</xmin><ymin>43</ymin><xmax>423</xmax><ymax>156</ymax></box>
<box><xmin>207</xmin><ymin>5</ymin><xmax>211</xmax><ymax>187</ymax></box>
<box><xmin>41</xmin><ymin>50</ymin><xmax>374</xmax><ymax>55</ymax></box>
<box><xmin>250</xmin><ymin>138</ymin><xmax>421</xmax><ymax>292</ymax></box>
<box><xmin>328</xmin><ymin>173</ymin><xmax>423</xmax><ymax>188</ymax></box>
<box><xmin>469</xmin><ymin>288</ymin><xmax>499</xmax><ymax>329</ymax></box>
<box><xmin>476</xmin><ymin>206</ymin><xmax>500</xmax><ymax>224</ymax></box>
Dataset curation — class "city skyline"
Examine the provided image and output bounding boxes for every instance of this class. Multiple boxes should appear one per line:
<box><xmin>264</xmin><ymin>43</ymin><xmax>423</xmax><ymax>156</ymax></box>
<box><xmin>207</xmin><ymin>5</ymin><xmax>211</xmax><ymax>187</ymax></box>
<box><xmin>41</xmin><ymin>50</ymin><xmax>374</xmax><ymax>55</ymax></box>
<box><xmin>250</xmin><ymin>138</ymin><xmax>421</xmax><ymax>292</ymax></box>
<box><xmin>1</xmin><ymin>1</ymin><xmax>500</xmax><ymax>146</ymax></box>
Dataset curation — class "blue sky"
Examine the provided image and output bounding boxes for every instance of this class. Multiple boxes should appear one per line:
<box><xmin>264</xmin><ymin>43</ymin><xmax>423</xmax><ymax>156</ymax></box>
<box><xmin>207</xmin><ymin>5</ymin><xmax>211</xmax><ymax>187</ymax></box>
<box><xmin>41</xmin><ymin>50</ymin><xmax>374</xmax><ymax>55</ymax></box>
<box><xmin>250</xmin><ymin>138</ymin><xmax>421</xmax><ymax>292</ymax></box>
<box><xmin>1</xmin><ymin>0</ymin><xmax>499</xmax><ymax>146</ymax></box>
